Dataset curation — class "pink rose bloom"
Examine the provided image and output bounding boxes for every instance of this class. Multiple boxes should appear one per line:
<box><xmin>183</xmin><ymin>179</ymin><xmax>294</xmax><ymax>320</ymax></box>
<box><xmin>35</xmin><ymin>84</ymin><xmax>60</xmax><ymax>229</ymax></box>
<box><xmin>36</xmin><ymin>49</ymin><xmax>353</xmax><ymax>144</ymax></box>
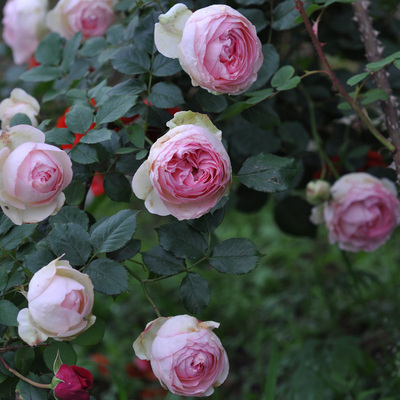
<box><xmin>132</xmin><ymin>111</ymin><xmax>232</xmax><ymax>220</ymax></box>
<box><xmin>0</xmin><ymin>88</ymin><xmax>40</xmax><ymax>130</ymax></box>
<box><xmin>133</xmin><ymin>315</ymin><xmax>229</xmax><ymax>397</ymax></box>
<box><xmin>310</xmin><ymin>172</ymin><xmax>400</xmax><ymax>252</ymax></box>
<box><xmin>17</xmin><ymin>258</ymin><xmax>96</xmax><ymax>346</ymax></box>
<box><xmin>155</xmin><ymin>4</ymin><xmax>263</xmax><ymax>95</ymax></box>
<box><xmin>2</xmin><ymin>0</ymin><xmax>48</xmax><ymax>65</ymax></box>
<box><xmin>0</xmin><ymin>125</ymin><xmax>73</xmax><ymax>225</ymax></box>
<box><xmin>46</xmin><ymin>0</ymin><xmax>116</xmax><ymax>40</ymax></box>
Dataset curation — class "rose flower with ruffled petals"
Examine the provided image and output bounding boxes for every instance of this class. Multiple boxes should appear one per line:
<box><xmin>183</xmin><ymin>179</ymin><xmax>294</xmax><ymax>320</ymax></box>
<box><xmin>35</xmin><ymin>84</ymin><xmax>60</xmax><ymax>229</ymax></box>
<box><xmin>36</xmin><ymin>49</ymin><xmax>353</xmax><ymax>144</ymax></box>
<box><xmin>0</xmin><ymin>125</ymin><xmax>72</xmax><ymax>224</ymax></box>
<box><xmin>132</xmin><ymin>111</ymin><xmax>231</xmax><ymax>220</ymax></box>
<box><xmin>133</xmin><ymin>315</ymin><xmax>229</xmax><ymax>397</ymax></box>
<box><xmin>310</xmin><ymin>172</ymin><xmax>400</xmax><ymax>252</ymax></box>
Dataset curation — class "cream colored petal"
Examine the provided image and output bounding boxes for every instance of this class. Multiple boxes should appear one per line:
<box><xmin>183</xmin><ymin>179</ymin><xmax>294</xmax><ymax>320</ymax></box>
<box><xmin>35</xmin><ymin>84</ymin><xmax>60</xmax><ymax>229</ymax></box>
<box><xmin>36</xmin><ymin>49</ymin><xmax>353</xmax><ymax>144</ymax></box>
<box><xmin>133</xmin><ymin>317</ymin><xmax>169</xmax><ymax>360</ymax></box>
<box><xmin>17</xmin><ymin>308</ymin><xmax>48</xmax><ymax>346</ymax></box>
<box><xmin>154</xmin><ymin>4</ymin><xmax>192</xmax><ymax>59</ymax></box>
<box><xmin>144</xmin><ymin>189</ymin><xmax>170</xmax><ymax>216</ymax></box>
<box><xmin>131</xmin><ymin>161</ymin><xmax>152</xmax><ymax>200</ymax></box>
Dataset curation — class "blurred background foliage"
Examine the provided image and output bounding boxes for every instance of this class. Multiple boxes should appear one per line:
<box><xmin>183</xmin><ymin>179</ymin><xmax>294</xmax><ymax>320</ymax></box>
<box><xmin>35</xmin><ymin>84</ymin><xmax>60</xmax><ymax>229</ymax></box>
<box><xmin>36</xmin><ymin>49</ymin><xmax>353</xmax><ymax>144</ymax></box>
<box><xmin>1</xmin><ymin>0</ymin><xmax>400</xmax><ymax>399</ymax></box>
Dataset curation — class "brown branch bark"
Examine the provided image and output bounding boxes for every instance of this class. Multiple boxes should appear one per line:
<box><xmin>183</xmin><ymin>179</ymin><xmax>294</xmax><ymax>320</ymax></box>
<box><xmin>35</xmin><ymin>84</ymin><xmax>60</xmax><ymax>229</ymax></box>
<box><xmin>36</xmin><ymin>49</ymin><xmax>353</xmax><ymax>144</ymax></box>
<box><xmin>352</xmin><ymin>0</ymin><xmax>400</xmax><ymax>171</ymax></box>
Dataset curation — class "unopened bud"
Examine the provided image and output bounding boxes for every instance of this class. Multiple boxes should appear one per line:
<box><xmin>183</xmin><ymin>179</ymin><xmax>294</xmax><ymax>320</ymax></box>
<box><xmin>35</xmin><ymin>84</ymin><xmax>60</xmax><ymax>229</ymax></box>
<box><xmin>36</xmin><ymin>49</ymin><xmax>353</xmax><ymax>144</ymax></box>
<box><xmin>306</xmin><ymin>180</ymin><xmax>331</xmax><ymax>205</ymax></box>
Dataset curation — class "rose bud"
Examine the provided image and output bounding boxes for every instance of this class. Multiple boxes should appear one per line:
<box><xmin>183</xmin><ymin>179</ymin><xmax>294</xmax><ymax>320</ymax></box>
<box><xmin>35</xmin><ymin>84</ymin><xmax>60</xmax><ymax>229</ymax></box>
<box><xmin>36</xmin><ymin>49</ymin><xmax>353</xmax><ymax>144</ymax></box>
<box><xmin>155</xmin><ymin>3</ymin><xmax>263</xmax><ymax>95</ymax></box>
<box><xmin>133</xmin><ymin>315</ymin><xmax>229</xmax><ymax>397</ymax></box>
<box><xmin>46</xmin><ymin>0</ymin><xmax>116</xmax><ymax>40</ymax></box>
<box><xmin>132</xmin><ymin>111</ymin><xmax>232</xmax><ymax>220</ymax></box>
<box><xmin>310</xmin><ymin>172</ymin><xmax>400</xmax><ymax>252</ymax></box>
<box><xmin>306</xmin><ymin>179</ymin><xmax>331</xmax><ymax>205</ymax></box>
<box><xmin>17</xmin><ymin>258</ymin><xmax>96</xmax><ymax>346</ymax></box>
<box><xmin>0</xmin><ymin>88</ymin><xmax>40</xmax><ymax>130</ymax></box>
<box><xmin>2</xmin><ymin>0</ymin><xmax>48</xmax><ymax>65</ymax></box>
<box><xmin>0</xmin><ymin>125</ymin><xmax>73</xmax><ymax>224</ymax></box>
<box><xmin>53</xmin><ymin>364</ymin><xmax>93</xmax><ymax>400</ymax></box>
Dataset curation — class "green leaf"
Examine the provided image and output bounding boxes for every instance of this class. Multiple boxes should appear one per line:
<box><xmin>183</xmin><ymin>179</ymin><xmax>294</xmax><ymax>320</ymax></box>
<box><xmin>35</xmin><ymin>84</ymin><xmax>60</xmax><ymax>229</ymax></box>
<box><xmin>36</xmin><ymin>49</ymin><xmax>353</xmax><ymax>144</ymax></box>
<box><xmin>111</xmin><ymin>45</ymin><xmax>150</xmax><ymax>74</ymax></box>
<box><xmin>48</xmin><ymin>223</ymin><xmax>91</xmax><ymax>266</ymax></box>
<box><xmin>276</xmin><ymin>76</ymin><xmax>301</xmax><ymax>91</ymax></box>
<box><xmin>49</xmin><ymin>207</ymin><xmax>89</xmax><ymax>230</ymax></box>
<box><xmin>157</xmin><ymin>222</ymin><xmax>208</xmax><ymax>259</ymax></box>
<box><xmin>180</xmin><ymin>272</ymin><xmax>210</xmax><ymax>315</ymax></box>
<box><xmin>148</xmin><ymin>82</ymin><xmax>184</xmax><ymax>108</ymax></box>
<box><xmin>152</xmin><ymin>53</ymin><xmax>181</xmax><ymax>77</ymax></box>
<box><xmin>242</xmin><ymin>102</ymin><xmax>280</xmax><ymax>130</ymax></box>
<box><xmin>209</xmin><ymin>238</ymin><xmax>260</xmax><ymax>274</ymax></box>
<box><xmin>366</xmin><ymin>51</ymin><xmax>400</xmax><ymax>71</ymax></box>
<box><xmin>45</xmin><ymin>128</ymin><xmax>75</xmax><ymax>146</ymax></box>
<box><xmin>238</xmin><ymin>8</ymin><xmax>268</xmax><ymax>32</ymax></box>
<box><xmin>90</xmin><ymin>209</ymin><xmax>139</xmax><ymax>253</ymax></box>
<box><xmin>86</xmin><ymin>258</ymin><xmax>129</xmax><ymax>295</ymax></box>
<box><xmin>109</xmin><ymin>79</ymin><xmax>147</xmax><ymax>96</ymax></box>
<box><xmin>66</xmin><ymin>89</ymin><xmax>88</xmax><ymax>104</ymax></box>
<box><xmin>128</xmin><ymin>124</ymin><xmax>145</xmax><ymax>148</ymax></box>
<box><xmin>24</xmin><ymin>248</ymin><xmax>56</xmax><ymax>274</ymax></box>
<box><xmin>64</xmin><ymin>180</ymin><xmax>86</xmax><ymax>205</ymax></box>
<box><xmin>103</xmin><ymin>173</ymin><xmax>132</xmax><ymax>202</ymax></box>
<box><xmin>10</xmin><ymin>113</ymin><xmax>31</xmax><ymax>127</ymax></box>
<box><xmin>72</xmin><ymin>319</ymin><xmax>105</xmax><ymax>346</ymax></box>
<box><xmin>15</xmin><ymin>348</ymin><xmax>35</xmax><ymax>376</ymax></box>
<box><xmin>20</xmin><ymin>66</ymin><xmax>61</xmax><ymax>82</ymax></box>
<box><xmin>96</xmin><ymin>95</ymin><xmax>138</xmax><ymax>124</ymax></box>
<box><xmin>35</xmin><ymin>33</ymin><xmax>63</xmax><ymax>65</ymax></box>
<box><xmin>107</xmin><ymin>239</ymin><xmax>141</xmax><ymax>262</ymax></box>
<box><xmin>80</xmin><ymin>128</ymin><xmax>113</xmax><ymax>144</ymax></box>
<box><xmin>271</xmin><ymin>65</ymin><xmax>295</xmax><ymax>88</ymax></box>
<box><xmin>80</xmin><ymin>36</ymin><xmax>108</xmax><ymax>57</ymax></box>
<box><xmin>0</xmin><ymin>268</ymin><xmax>8</xmax><ymax>292</ymax></box>
<box><xmin>216</xmin><ymin>102</ymin><xmax>250</xmax><ymax>121</ymax></box>
<box><xmin>43</xmin><ymin>342</ymin><xmax>77</xmax><ymax>371</ymax></box>
<box><xmin>142</xmin><ymin>246</ymin><xmax>186</xmax><ymax>275</ymax></box>
<box><xmin>61</xmin><ymin>32</ymin><xmax>82</xmax><ymax>73</ymax></box>
<box><xmin>250</xmin><ymin>44</ymin><xmax>280</xmax><ymax>91</ymax></box>
<box><xmin>16</xmin><ymin>379</ymin><xmax>48</xmax><ymax>400</ymax></box>
<box><xmin>347</xmin><ymin>72</ymin><xmax>369</xmax><ymax>86</ymax></box>
<box><xmin>272</xmin><ymin>0</ymin><xmax>301</xmax><ymax>31</ymax></box>
<box><xmin>0</xmin><ymin>300</ymin><xmax>19</xmax><ymax>326</ymax></box>
<box><xmin>361</xmin><ymin>88</ymin><xmax>389</xmax><ymax>105</ymax></box>
<box><xmin>238</xmin><ymin>153</ymin><xmax>300</xmax><ymax>192</ymax></box>
<box><xmin>0</xmin><ymin>214</ymin><xmax>13</xmax><ymax>236</ymax></box>
<box><xmin>69</xmin><ymin>143</ymin><xmax>99</xmax><ymax>164</ymax></box>
<box><xmin>245</xmin><ymin>88</ymin><xmax>274</xmax><ymax>105</ymax></box>
<box><xmin>65</xmin><ymin>106</ymin><xmax>94</xmax><ymax>134</ymax></box>
<box><xmin>188</xmin><ymin>207</ymin><xmax>225</xmax><ymax>235</ymax></box>
<box><xmin>107</xmin><ymin>24</ymin><xmax>125</xmax><ymax>45</ymax></box>
<box><xmin>196</xmin><ymin>90</ymin><xmax>228</xmax><ymax>113</ymax></box>
<box><xmin>1</xmin><ymin>224</ymin><xmax>37</xmax><ymax>250</ymax></box>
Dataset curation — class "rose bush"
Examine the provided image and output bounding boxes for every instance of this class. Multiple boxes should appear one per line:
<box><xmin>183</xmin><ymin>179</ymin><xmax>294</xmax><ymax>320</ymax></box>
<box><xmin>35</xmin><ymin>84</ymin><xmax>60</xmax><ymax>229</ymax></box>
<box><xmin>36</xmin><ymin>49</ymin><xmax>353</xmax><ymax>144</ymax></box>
<box><xmin>53</xmin><ymin>364</ymin><xmax>93</xmax><ymax>400</ymax></box>
<box><xmin>133</xmin><ymin>315</ymin><xmax>229</xmax><ymax>397</ymax></box>
<box><xmin>155</xmin><ymin>3</ymin><xmax>263</xmax><ymax>95</ymax></box>
<box><xmin>0</xmin><ymin>125</ymin><xmax>73</xmax><ymax>224</ymax></box>
<box><xmin>17</xmin><ymin>258</ymin><xmax>95</xmax><ymax>346</ymax></box>
<box><xmin>0</xmin><ymin>88</ymin><xmax>40</xmax><ymax>130</ymax></box>
<box><xmin>132</xmin><ymin>111</ymin><xmax>232</xmax><ymax>220</ymax></box>
<box><xmin>46</xmin><ymin>0</ymin><xmax>116</xmax><ymax>39</ymax></box>
<box><xmin>2</xmin><ymin>0</ymin><xmax>48</xmax><ymax>64</ymax></box>
<box><xmin>310</xmin><ymin>172</ymin><xmax>400</xmax><ymax>252</ymax></box>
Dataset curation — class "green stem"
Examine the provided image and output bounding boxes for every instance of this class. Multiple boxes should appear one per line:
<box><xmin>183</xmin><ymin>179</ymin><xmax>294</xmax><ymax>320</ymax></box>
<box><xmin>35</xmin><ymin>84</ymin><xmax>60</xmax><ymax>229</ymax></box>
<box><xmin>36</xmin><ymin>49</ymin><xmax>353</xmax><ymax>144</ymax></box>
<box><xmin>126</xmin><ymin>269</ymin><xmax>161</xmax><ymax>318</ymax></box>
<box><xmin>300</xmin><ymin>85</ymin><xmax>339</xmax><ymax>179</ymax></box>
<box><xmin>0</xmin><ymin>355</ymin><xmax>51</xmax><ymax>390</ymax></box>
<box><xmin>294</xmin><ymin>0</ymin><xmax>395</xmax><ymax>152</ymax></box>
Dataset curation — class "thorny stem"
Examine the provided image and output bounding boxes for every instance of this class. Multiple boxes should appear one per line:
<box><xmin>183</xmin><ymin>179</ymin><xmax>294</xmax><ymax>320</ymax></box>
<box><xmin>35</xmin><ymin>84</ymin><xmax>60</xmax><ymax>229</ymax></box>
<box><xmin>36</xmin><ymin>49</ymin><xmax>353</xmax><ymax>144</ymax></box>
<box><xmin>0</xmin><ymin>354</ymin><xmax>51</xmax><ymax>390</ymax></box>
<box><xmin>294</xmin><ymin>0</ymin><xmax>395</xmax><ymax>153</ymax></box>
<box><xmin>352</xmin><ymin>0</ymin><xmax>400</xmax><ymax>174</ymax></box>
